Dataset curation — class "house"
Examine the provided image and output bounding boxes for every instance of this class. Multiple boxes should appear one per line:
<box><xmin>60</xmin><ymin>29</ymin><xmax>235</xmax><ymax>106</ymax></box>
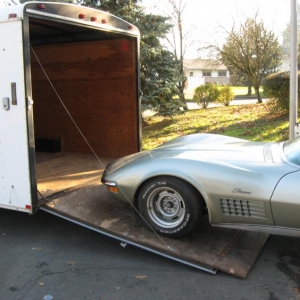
<box><xmin>183</xmin><ymin>59</ymin><xmax>230</xmax><ymax>88</ymax></box>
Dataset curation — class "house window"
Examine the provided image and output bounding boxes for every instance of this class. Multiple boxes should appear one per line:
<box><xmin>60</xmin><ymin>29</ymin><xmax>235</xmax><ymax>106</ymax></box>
<box><xmin>189</xmin><ymin>72</ymin><xmax>193</xmax><ymax>77</ymax></box>
<box><xmin>203</xmin><ymin>71</ymin><xmax>211</xmax><ymax>77</ymax></box>
<box><xmin>218</xmin><ymin>71</ymin><xmax>227</xmax><ymax>77</ymax></box>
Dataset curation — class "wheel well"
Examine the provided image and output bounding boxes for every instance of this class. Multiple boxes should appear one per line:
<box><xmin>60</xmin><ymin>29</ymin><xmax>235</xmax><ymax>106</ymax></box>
<box><xmin>133</xmin><ymin>175</ymin><xmax>207</xmax><ymax>213</ymax></box>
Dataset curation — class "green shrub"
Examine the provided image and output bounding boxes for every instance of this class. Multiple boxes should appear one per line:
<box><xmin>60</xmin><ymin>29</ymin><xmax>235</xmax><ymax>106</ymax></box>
<box><xmin>193</xmin><ymin>84</ymin><xmax>220</xmax><ymax>108</ymax></box>
<box><xmin>216</xmin><ymin>86</ymin><xmax>234</xmax><ymax>106</ymax></box>
<box><xmin>263</xmin><ymin>71</ymin><xmax>300</xmax><ymax>112</ymax></box>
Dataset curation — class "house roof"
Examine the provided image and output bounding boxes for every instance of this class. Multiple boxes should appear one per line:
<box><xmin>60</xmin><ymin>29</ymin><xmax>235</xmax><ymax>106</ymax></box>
<box><xmin>184</xmin><ymin>59</ymin><xmax>227</xmax><ymax>71</ymax></box>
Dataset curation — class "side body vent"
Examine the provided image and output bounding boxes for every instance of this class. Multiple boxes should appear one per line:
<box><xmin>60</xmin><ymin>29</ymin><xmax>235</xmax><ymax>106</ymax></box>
<box><xmin>220</xmin><ymin>198</ymin><xmax>267</xmax><ymax>219</ymax></box>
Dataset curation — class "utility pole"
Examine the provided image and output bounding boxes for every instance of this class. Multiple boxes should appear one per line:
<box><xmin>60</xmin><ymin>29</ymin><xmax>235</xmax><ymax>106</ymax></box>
<box><xmin>290</xmin><ymin>0</ymin><xmax>299</xmax><ymax>139</ymax></box>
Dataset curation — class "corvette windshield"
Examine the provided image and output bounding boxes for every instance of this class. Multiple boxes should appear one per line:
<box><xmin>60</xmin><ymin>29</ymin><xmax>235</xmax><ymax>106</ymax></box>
<box><xmin>283</xmin><ymin>136</ymin><xmax>300</xmax><ymax>166</ymax></box>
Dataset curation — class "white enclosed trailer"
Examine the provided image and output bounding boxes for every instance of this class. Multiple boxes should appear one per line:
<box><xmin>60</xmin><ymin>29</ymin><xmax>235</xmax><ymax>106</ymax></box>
<box><xmin>0</xmin><ymin>2</ymin><xmax>268</xmax><ymax>278</ymax></box>
<box><xmin>0</xmin><ymin>1</ymin><xmax>141</xmax><ymax>213</ymax></box>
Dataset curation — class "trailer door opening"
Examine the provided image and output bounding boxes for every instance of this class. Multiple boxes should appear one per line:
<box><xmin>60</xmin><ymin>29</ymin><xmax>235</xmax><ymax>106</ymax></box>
<box><xmin>24</xmin><ymin>12</ymin><xmax>140</xmax><ymax>201</ymax></box>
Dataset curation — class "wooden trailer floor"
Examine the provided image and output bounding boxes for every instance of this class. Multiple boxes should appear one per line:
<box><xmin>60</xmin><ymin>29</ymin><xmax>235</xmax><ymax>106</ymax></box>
<box><xmin>36</xmin><ymin>152</ymin><xmax>269</xmax><ymax>278</ymax></box>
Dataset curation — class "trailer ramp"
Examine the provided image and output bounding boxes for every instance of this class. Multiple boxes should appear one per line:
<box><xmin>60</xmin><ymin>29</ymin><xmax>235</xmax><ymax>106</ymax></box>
<box><xmin>40</xmin><ymin>181</ymin><xmax>268</xmax><ymax>278</ymax></box>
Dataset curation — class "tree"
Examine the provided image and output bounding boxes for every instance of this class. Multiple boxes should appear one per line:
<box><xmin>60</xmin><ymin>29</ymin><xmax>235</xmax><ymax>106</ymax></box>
<box><xmin>137</xmin><ymin>13</ymin><xmax>181</xmax><ymax>113</ymax></box>
<box><xmin>226</xmin><ymin>66</ymin><xmax>252</xmax><ymax>95</ymax></box>
<box><xmin>83</xmin><ymin>0</ymin><xmax>140</xmax><ymax>16</ymax></box>
<box><xmin>220</xmin><ymin>17</ymin><xmax>282</xmax><ymax>103</ymax></box>
<box><xmin>165</xmin><ymin>0</ymin><xmax>186</xmax><ymax>108</ymax></box>
<box><xmin>161</xmin><ymin>0</ymin><xmax>197</xmax><ymax>110</ymax></box>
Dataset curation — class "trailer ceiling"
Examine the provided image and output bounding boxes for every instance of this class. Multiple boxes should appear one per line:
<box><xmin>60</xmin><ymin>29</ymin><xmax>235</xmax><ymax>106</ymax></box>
<box><xmin>28</xmin><ymin>17</ymin><xmax>132</xmax><ymax>46</ymax></box>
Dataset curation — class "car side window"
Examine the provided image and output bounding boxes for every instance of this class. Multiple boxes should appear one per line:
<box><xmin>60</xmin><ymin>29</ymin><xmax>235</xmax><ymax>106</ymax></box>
<box><xmin>284</xmin><ymin>137</ymin><xmax>300</xmax><ymax>166</ymax></box>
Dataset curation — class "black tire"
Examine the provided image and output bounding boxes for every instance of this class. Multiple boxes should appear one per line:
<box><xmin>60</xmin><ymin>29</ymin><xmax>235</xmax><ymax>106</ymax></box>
<box><xmin>138</xmin><ymin>176</ymin><xmax>203</xmax><ymax>238</ymax></box>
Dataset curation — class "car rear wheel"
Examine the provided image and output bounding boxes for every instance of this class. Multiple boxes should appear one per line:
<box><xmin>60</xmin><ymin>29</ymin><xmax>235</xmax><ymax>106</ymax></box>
<box><xmin>138</xmin><ymin>177</ymin><xmax>203</xmax><ymax>238</ymax></box>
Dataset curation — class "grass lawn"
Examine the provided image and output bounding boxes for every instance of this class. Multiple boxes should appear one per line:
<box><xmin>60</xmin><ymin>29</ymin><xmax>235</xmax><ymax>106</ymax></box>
<box><xmin>142</xmin><ymin>103</ymin><xmax>289</xmax><ymax>150</ymax></box>
<box><xmin>231</xmin><ymin>86</ymin><xmax>264</xmax><ymax>98</ymax></box>
<box><xmin>183</xmin><ymin>85</ymin><xmax>264</xmax><ymax>100</ymax></box>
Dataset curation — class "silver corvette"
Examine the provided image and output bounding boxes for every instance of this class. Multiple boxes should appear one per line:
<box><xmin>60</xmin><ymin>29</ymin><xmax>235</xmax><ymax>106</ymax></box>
<box><xmin>101</xmin><ymin>134</ymin><xmax>300</xmax><ymax>238</ymax></box>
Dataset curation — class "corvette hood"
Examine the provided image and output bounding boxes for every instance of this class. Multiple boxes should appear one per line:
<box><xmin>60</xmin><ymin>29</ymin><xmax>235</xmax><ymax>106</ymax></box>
<box><xmin>107</xmin><ymin>134</ymin><xmax>279</xmax><ymax>174</ymax></box>
<box><xmin>150</xmin><ymin>134</ymin><xmax>276</xmax><ymax>163</ymax></box>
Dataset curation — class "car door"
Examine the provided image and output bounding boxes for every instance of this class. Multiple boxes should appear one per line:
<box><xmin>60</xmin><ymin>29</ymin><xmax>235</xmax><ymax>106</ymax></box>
<box><xmin>270</xmin><ymin>170</ymin><xmax>300</xmax><ymax>228</ymax></box>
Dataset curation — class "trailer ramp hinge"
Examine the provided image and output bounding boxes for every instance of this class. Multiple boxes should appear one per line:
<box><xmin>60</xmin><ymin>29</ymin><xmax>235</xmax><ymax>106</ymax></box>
<box><xmin>27</xmin><ymin>97</ymin><xmax>34</xmax><ymax>111</ymax></box>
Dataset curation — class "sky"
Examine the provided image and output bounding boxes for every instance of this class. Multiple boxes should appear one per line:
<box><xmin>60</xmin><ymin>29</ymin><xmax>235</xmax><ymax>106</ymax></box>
<box><xmin>141</xmin><ymin>0</ymin><xmax>292</xmax><ymax>58</ymax></box>
<box><xmin>0</xmin><ymin>0</ymin><xmax>293</xmax><ymax>58</ymax></box>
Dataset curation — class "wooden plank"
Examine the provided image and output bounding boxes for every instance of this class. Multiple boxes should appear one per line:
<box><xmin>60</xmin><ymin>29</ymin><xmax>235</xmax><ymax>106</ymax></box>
<box><xmin>37</xmin><ymin>153</ymin><xmax>268</xmax><ymax>278</ymax></box>
<box><xmin>41</xmin><ymin>182</ymin><xmax>268</xmax><ymax>278</ymax></box>
<box><xmin>36</xmin><ymin>152</ymin><xmax>108</xmax><ymax>195</ymax></box>
<box><xmin>31</xmin><ymin>39</ymin><xmax>139</xmax><ymax>158</ymax></box>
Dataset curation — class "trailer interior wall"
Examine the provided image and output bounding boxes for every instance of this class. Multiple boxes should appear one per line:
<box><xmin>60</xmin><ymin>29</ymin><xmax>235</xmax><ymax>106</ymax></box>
<box><xmin>29</xmin><ymin>17</ymin><xmax>139</xmax><ymax>159</ymax></box>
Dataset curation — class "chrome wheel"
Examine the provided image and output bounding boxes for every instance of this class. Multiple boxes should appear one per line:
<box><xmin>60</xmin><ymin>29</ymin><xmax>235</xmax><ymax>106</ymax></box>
<box><xmin>147</xmin><ymin>188</ymin><xmax>185</xmax><ymax>228</ymax></box>
<box><xmin>138</xmin><ymin>176</ymin><xmax>203</xmax><ymax>238</ymax></box>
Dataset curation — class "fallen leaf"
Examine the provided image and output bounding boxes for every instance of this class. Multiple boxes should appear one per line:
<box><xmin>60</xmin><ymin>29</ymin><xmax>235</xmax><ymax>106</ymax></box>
<box><xmin>134</xmin><ymin>275</ymin><xmax>147</xmax><ymax>280</ymax></box>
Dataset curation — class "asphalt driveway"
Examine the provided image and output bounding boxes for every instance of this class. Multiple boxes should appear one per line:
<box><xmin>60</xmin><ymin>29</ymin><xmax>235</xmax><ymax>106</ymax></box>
<box><xmin>0</xmin><ymin>208</ymin><xmax>300</xmax><ymax>300</ymax></box>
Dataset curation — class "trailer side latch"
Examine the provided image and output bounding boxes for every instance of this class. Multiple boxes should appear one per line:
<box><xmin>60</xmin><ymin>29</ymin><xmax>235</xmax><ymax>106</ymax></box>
<box><xmin>27</xmin><ymin>97</ymin><xmax>34</xmax><ymax>111</ymax></box>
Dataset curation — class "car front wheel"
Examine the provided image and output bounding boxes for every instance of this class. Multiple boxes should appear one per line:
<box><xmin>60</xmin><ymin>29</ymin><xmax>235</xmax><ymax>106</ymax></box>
<box><xmin>138</xmin><ymin>176</ymin><xmax>203</xmax><ymax>238</ymax></box>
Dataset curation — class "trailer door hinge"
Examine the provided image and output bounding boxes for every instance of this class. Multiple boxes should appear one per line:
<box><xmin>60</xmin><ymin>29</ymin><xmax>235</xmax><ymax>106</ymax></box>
<box><xmin>27</xmin><ymin>97</ymin><xmax>34</xmax><ymax>111</ymax></box>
